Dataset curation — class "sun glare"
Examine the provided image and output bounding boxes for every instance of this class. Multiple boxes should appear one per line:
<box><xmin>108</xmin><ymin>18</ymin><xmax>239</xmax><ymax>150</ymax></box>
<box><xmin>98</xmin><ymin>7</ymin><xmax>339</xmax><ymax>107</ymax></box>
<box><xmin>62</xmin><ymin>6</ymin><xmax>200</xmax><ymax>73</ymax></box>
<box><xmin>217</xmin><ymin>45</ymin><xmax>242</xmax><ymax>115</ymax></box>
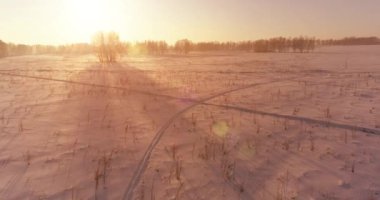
<box><xmin>66</xmin><ymin>0</ymin><xmax>120</xmax><ymax>37</ymax></box>
<box><xmin>60</xmin><ymin>0</ymin><xmax>141</xmax><ymax>42</ymax></box>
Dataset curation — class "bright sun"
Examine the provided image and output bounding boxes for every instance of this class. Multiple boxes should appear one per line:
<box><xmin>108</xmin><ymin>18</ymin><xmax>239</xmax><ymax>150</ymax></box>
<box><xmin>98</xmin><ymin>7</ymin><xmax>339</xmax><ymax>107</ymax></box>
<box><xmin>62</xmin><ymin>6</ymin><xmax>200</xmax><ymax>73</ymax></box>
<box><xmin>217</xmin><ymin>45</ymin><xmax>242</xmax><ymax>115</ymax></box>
<box><xmin>67</xmin><ymin>0</ymin><xmax>119</xmax><ymax>35</ymax></box>
<box><xmin>63</xmin><ymin>0</ymin><xmax>138</xmax><ymax>42</ymax></box>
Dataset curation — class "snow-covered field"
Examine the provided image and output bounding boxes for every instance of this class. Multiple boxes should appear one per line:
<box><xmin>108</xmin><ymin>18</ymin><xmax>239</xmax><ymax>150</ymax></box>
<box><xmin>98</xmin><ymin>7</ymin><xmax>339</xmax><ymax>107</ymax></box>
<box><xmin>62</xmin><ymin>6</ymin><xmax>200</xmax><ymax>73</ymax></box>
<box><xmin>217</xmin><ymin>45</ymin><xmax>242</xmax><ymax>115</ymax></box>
<box><xmin>0</xmin><ymin>46</ymin><xmax>379</xmax><ymax>200</ymax></box>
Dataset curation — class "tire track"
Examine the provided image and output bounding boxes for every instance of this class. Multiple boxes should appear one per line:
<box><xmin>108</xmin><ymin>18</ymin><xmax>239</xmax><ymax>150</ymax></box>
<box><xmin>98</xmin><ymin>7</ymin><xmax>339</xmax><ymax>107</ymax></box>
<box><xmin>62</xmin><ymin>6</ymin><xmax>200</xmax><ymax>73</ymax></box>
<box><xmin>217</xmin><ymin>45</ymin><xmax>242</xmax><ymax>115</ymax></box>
<box><xmin>7</xmin><ymin>70</ymin><xmax>377</xmax><ymax>198</ymax></box>
<box><xmin>3</xmin><ymin>70</ymin><xmax>379</xmax><ymax>199</ymax></box>
<box><xmin>0</xmin><ymin>70</ymin><xmax>296</xmax><ymax>199</ymax></box>
<box><xmin>0</xmin><ymin>71</ymin><xmax>296</xmax><ymax>105</ymax></box>
<box><xmin>0</xmin><ymin>72</ymin><xmax>183</xmax><ymax>101</ymax></box>
<box><xmin>122</xmin><ymin>77</ymin><xmax>297</xmax><ymax>200</ymax></box>
<box><xmin>203</xmin><ymin>103</ymin><xmax>380</xmax><ymax>135</ymax></box>
<box><xmin>122</xmin><ymin>77</ymin><xmax>379</xmax><ymax>199</ymax></box>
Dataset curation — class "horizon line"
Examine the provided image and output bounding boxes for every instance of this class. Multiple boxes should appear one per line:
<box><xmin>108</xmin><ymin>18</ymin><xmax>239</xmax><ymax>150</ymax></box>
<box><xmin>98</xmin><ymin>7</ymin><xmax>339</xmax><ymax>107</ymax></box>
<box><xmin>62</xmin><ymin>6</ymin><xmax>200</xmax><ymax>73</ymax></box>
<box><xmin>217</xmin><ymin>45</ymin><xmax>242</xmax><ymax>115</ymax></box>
<box><xmin>1</xmin><ymin>35</ymin><xmax>380</xmax><ymax>46</ymax></box>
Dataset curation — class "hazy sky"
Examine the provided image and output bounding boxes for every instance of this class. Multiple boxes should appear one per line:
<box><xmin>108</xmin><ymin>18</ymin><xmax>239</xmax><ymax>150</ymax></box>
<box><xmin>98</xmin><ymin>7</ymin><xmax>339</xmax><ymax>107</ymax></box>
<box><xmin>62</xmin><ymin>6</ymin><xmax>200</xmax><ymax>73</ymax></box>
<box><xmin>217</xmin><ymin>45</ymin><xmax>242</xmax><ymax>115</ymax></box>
<box><xmin>0</xmin><ymin>0</ymin><xmax>379</xmax><ymax>44</ymax></box>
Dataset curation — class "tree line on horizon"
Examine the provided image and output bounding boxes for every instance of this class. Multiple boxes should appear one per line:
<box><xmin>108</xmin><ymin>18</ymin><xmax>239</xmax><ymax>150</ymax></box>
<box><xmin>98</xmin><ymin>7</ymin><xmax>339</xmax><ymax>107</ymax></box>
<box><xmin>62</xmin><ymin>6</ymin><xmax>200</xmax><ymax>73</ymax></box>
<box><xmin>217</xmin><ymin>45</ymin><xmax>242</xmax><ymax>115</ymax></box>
<box><xmin>320</xmin><ymin>37</ymin><xmax>380</xmax><ymax>46</ymax></box>
<box><xmin>1</xmin><ymin>36</ymin><xmax>380</xmax><ymax>59</ymax></box>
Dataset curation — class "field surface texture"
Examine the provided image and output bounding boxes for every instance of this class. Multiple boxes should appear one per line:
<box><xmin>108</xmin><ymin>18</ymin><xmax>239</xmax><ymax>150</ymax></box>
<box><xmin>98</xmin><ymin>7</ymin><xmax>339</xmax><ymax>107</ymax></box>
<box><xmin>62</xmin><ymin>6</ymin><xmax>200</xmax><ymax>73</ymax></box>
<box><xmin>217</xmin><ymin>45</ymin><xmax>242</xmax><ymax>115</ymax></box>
<box><xmin>0</xmin><ymin>46</ymin><xmax>379</xmax><ymax>200</ymax></box>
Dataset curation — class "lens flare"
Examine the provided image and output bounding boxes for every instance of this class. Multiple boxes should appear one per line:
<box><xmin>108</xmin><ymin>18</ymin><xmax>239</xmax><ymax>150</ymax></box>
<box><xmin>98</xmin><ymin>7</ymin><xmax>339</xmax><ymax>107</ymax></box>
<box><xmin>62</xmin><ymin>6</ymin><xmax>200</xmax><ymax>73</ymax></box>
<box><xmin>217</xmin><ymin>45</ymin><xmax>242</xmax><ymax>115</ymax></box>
<box><xmin>212</xmin><ymin>121</ymin><xmax>229</xmax><ymax>138</ymax></box>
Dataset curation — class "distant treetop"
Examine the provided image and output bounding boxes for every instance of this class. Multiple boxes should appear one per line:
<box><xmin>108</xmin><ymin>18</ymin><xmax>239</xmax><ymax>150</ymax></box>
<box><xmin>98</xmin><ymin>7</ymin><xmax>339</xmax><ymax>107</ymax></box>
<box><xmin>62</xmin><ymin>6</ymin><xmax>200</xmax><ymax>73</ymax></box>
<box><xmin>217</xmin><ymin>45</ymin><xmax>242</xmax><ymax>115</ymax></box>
<box><xmin>0</xmin><ymin>36</ymin><xmax>379</xmax><ymax>58</ymax></box>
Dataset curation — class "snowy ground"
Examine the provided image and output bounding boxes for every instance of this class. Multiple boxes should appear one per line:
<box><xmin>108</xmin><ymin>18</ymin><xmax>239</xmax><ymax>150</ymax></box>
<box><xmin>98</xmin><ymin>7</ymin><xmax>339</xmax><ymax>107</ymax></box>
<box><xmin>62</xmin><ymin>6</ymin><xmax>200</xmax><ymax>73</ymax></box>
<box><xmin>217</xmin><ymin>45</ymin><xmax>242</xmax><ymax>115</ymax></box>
<box><xmin>0</xmin><ymin>46</ymin><xmax>379</xmax><ymax>200</ymax></box>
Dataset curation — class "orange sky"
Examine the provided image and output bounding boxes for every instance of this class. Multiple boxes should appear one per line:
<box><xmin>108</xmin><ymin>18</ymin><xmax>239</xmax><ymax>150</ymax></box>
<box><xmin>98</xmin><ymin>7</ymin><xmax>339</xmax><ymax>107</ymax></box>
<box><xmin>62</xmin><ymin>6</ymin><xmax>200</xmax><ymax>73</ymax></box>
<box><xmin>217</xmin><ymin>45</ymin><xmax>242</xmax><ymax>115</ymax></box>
<box><xmin>0</xmin><ymin>0</ymin><xmax>379</xmax><ymax>44</ymax></box>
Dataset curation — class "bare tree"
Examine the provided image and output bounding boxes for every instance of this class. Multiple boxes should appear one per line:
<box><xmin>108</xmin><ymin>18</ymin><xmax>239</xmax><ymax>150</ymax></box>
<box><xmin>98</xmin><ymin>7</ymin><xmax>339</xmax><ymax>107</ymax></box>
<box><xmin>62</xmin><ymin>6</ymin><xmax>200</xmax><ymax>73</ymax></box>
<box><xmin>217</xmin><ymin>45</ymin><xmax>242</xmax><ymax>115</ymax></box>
<box><xmin>0</xmin><ymin>40</ymin><xmax>8</xmax><ymax>58</ymax></box>
<box><xmin>253</xmin><ymin>40</ymin><xmax>270</xmax><ymax>52</ymax></box>
<box><xmin>175</xmin><ymin>39</ymin><xmax>192</xmax><ymax>54</ymax></box>
<box><xmin>92</xmin><ymin>32</ymin><xmax>124</xmax><ymax>63</ymax></box>
<box><xmin>158</xmin><ymin>41</ymin><xmax>168</xmax><ymax>54</ymax></box>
